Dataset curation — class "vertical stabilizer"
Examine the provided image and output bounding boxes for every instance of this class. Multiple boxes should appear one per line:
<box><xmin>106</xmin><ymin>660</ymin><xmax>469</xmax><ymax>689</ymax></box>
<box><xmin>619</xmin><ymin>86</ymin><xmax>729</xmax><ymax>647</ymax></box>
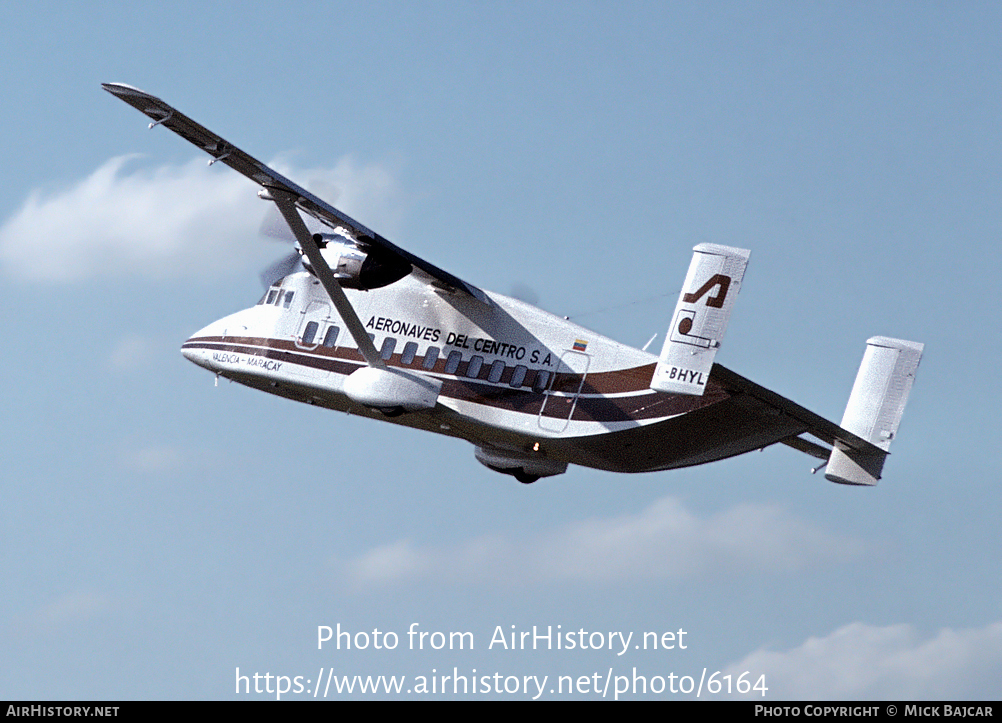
<box><xmin>651</xmin><ymin>243</ymin><xmax>751</xmax><ymax>395</ymax></box>
<box><xmin>825</xmin><ymin>337</ymin><xmax>924</xmax><ymax>485</ymax></box>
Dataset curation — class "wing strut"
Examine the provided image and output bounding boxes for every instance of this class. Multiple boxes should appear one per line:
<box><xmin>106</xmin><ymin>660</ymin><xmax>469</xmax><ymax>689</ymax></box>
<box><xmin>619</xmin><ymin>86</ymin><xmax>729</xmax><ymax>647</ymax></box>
<box><xmin>270</xmin><ymin>190</ymin><xmax>384</xmax><ymax>368</ymax></box>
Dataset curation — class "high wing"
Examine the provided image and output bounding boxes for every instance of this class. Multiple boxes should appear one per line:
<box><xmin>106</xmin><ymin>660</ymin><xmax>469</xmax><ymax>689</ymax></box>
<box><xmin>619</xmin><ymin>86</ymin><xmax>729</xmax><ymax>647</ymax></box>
<box><xmin>102</xmin><ymin>83</ymin><xmax>486</xmax><ymax>303</ymax></box>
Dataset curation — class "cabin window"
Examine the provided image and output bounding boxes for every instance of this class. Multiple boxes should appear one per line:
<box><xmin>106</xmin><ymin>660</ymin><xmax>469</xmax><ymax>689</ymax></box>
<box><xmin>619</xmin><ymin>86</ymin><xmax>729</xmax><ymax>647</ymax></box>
<box><xmin>510</xmin><ymin>365</ymin><xmax>527</xmax><ymax>388</ymax></box>
<box><xmin>466</xmin><ymin>355</ymin><xmax>484</xmax><ymax>378</ymax></box>
<box><xmin>488</xmin><ymin>359</ymin><xmax>505</xmax><ymax>383</ymax></box>
<box><xmin>322</xmin><ymin>325</ymin><xmax>340</xmax><ymax>348</ymax></box>
<box><xmin>380</xmin><ymin>337</ymin><xmax>396</xmax><ymax>361</ymax></box>
<box><xmin>401</xmin><ymin>342</ymin><xmax>418</xmax><ymax>365</ymax></box>
<box><xmin>422</xmin><ymin>346</ymin><xmax>440</xmax><ymax>370</ymax></box>
<box><xmin>444</xmin><ymin>350</ymin><xmax>462</xmax><ymax>374</ymax></box>
<box><xmin>283</xmin><ymin>291</ymin><xmax>294</xmax><ymax>308</ymax></box>
<box><xmin>532</xmin><ymin>370</ymin><xmax>551</xmax><ymax>393</ymax></box>
<box><xmin>302</xmin><ymin>321</ymin><xmax>318</xmax><ymax>346</ymax></box>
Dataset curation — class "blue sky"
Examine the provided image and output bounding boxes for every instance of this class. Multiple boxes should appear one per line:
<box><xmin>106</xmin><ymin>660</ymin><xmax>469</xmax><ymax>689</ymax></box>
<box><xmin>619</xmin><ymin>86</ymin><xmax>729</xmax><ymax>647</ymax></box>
<box><xmin>2</xmin><ymin>1</ymin><xmax>1000</xmax><ymax>700</ymax></box>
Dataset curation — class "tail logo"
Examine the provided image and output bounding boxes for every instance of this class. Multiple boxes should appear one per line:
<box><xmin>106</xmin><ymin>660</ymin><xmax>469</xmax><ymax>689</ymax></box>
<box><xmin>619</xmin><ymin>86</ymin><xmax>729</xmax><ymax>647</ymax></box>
<box><xmin>682</xmin><ymin>274</ymin><xmax>731</xmax><ymax>309</ymax></box>
<box><xmin>670</xmin><ymin>273</ymin><xmax>734</xmax><ymax>348</ymax></box>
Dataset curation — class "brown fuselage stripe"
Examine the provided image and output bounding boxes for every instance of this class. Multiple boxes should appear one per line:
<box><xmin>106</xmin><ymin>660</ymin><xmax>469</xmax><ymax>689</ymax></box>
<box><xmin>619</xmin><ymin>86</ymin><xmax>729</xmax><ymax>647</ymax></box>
<box><xmin>192</xmin><ymin>335</ymin><xmax>665</xmax><ymax>393</ymax></box>
<box><xmin>182</xmin><ymin>336</ymin><xmax>731</xmax><ymax>423</ymax></box>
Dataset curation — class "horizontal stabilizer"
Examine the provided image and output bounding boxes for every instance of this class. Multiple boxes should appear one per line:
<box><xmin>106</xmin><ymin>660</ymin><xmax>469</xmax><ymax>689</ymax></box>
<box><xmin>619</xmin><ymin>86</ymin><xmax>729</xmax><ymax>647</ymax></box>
<box><xmin>651</xmin><ymin>244</ymin><xmax>750</xmax><ymax>395</ymax></box>
<box><xmin>825</xmin><ymin>337</ymin><xmax>924</xmax><ymax>485</ymax></box>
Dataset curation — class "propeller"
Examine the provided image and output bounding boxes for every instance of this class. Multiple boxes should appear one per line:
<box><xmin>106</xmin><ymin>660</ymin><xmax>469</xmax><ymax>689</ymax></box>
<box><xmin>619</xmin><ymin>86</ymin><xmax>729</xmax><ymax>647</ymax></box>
<box><xmin>259</xmin><ymin>249</ymin><xmax>303</xmax><ymax>288</ymax></box>
<box><xmin>257</xmin><ymin>179</ymin><xmax>341</xmax><ymax>288</ymax></box>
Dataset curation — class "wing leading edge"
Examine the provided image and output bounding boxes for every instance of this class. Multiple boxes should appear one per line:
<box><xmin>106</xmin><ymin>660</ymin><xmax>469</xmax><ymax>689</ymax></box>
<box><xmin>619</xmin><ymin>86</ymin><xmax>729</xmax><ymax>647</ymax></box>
<box><xmin>101</xmin><ymin>82</ymin><xmax>486</xmax><ymax>303</ymax></box>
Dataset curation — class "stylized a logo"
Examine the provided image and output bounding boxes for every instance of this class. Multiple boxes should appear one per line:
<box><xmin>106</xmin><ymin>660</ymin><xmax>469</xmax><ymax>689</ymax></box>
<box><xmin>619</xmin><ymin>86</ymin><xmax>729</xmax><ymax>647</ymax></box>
<box><xmin>683</xmin><ymin>274</ymin><xmax>731</xmax><ymax>308</ymax></box>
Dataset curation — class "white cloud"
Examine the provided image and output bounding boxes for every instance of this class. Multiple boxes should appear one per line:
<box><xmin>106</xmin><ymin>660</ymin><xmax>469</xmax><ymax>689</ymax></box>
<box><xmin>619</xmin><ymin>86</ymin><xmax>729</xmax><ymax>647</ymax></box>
<box><xmin>120</xmin><ymin>444</ymin><xmax>184</xmax><ymax>474</ymax></box>
<box><xmin>0</xmin><ymin>154</ymin><xmax>403</xmax><ymax>282</ymax></box>
<box><xmin>339</xmin><ymin>496</ymin><xmax>862</xmax><ymax>590</ymax></box>
<box><xmin>107</xmin><ymin>334</ymin><xmax>155</xmax><ymax>371</ymax></box>
<box><xmin>723</xmin><ymin>621</ymin><xmax>1002</xmax><ymax>700</ymax></box>
<box><xmin>26</xmin><ymin>590</ymin><xmax>116</xmax><ymax>635</ymax></box>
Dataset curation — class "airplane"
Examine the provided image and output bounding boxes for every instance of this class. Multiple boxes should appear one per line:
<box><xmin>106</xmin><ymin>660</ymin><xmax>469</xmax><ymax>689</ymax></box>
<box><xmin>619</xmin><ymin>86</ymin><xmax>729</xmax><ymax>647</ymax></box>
<box><xmin>103</xmin><ymin>82</ymin><xmax>924</xmax><ymax>486</ymax></box>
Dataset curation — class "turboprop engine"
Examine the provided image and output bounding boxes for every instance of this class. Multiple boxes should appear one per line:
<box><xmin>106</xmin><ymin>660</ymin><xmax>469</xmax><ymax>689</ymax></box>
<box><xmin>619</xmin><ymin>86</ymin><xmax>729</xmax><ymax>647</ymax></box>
<box><xmin>303</xmin><ymin>233</ymin><xmax>411</xmax><ymax>290</ymax></box>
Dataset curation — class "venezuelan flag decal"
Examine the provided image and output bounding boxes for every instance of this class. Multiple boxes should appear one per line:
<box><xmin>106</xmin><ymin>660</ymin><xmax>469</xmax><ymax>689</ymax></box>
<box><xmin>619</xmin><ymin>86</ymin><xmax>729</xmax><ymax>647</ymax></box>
<box><xmin>573</xmin><ymin>339</ymin><xmax>588</xmax><ymax>352</ymax></box>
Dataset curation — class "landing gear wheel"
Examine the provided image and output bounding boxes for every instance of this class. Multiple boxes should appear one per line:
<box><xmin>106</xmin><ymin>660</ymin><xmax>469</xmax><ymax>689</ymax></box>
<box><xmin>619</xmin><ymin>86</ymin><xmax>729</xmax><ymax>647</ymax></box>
<box><xmin>514</xmin><ymin>471</ymin><xmax>539</xmax><ymax>484</ymax></box>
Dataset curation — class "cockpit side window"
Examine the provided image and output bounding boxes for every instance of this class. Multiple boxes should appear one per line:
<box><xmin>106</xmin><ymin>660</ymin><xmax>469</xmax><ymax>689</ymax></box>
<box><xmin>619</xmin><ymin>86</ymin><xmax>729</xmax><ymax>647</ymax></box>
<box><xmin>265</xmin><ymin>289</ymin><xmax>279</xmax><ymax>305</ymax></box>
<box><xmin>282</xmin><ymin>291</ymin><xmax>294</xmax><ymax>308</ymax></box>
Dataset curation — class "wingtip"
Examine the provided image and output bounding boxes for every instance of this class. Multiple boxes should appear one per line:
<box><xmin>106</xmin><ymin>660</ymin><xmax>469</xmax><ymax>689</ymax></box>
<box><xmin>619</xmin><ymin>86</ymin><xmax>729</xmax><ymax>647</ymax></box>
<box><xmin>101</xmin><ymin>82</ymin><xmax>151</xmax><ymax>97</ymax></box>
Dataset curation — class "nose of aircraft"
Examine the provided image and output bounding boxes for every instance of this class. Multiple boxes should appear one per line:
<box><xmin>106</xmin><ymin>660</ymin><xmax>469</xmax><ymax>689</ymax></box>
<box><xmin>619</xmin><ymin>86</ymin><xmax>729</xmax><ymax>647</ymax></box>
<box><xmin>179</xmin><ymin>309</ymin><xmax>255</xmax><ymax>372</ymax></box>
<box><xmin>179</xmin><ymin>320</ymin><xmax>220</xmax><ymax>371</ymax></box>
<box><xmin>180</xmin><ymin>340</ymin><xmax>201</xmax><ymax>366</ymax></box>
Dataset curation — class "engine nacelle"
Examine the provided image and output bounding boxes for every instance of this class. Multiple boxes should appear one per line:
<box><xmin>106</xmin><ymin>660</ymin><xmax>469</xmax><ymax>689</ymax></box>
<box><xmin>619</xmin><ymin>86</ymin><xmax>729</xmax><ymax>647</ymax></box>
<box><xmin>474</xmin><ymin>446</ymin><xmax>567</xmax><ymax>484</ymax></box>
<box><xmin>302</xmin><ymin>233</ymin><xmax>411</xmax><ymax>290</ymax></box>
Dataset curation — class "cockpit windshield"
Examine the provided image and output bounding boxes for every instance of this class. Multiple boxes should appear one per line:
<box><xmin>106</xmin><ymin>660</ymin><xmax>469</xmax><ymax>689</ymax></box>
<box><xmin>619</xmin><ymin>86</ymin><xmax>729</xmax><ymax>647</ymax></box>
<box><xmin>257</xmin><ymin>286</ymin><xmax>294</xmax><ymax>308</ymax></box>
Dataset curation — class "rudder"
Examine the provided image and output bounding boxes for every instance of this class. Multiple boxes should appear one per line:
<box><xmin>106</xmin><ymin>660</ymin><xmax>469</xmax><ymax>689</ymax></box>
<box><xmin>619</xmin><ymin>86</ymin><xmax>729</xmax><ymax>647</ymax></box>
<box><xmin>825</xmin><ymin>337</ymin><xmax>924</xmax><ymax>485</ymax></box>
<box><xmin>651</xmin><ymin>243</ymin><xmax>751</xmax><ymax>395</ymax></box>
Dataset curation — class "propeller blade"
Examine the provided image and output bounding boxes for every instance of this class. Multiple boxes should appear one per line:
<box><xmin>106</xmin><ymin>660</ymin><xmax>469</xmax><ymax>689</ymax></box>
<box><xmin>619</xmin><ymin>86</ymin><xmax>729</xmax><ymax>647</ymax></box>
<box><xmin>259</xmin><ymin>249</ymin><xmax>302</xmax><ymax>288</ymax></box>
<box><xmin>258</xmin><ymin>179</ymin><xmax>339</xmax><ymax>242</ymax></box>
<box><xmin>258</xmin><ymin>204</ymin><xmax>297</xmax><ymax>242</ymax></box>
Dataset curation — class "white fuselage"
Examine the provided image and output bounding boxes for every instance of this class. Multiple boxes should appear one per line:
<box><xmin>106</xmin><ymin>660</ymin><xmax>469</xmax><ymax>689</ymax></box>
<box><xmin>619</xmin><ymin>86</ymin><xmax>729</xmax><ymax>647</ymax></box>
<box><xmin>180</xmin><ymin>271</ymin><xmax>734</xmax><ymax>474</ymax></box>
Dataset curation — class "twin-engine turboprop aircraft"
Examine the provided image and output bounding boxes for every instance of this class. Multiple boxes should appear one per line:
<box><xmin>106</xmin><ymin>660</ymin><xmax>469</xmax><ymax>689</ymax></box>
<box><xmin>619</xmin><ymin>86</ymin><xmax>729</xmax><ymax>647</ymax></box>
<box><xmin>104</xmin><ymin>83</ymin><xmax>923</xmax><ymax>485</ymax></box>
